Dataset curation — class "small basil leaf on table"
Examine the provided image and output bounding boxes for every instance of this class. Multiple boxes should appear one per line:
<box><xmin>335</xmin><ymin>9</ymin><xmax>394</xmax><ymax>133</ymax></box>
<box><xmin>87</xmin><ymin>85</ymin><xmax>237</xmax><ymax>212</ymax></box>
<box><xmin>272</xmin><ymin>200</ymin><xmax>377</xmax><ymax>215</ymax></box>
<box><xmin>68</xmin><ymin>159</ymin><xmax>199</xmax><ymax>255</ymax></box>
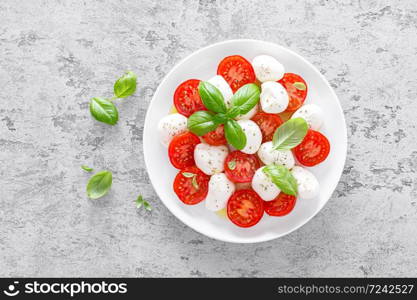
<box><xmin>114</xmin><ymin>71</ymin><xmax>137</xmax><ymax>98</ymax></box>
<box><xmin>187</xmin><ymin>111</ymin><xmax>218</xmax><ymax>136</ymax></box>
<box><xmin>229</xmin><ymin>83</ymin><xmax>260</xmax><ymax>117</ymax></box>
<box><xmin>198</xmin><ymin>81</ymin><xmax>227</xmax><ymax>114</ymax></box>
<box><xmin>224</xmin><ymin>119</ymin><xmax>246</xmax><ymax>150</ymax></box>
<box><xmin>135</xmin><ymin>195</ymin><xmax>144</xmax><ymax>208</ymax></box>
<box><xmin>81</xmin><ymin>165</ymin><xmax>94</xmax><ymax>172</ymax></box>
<box><xmin>272</xmin><ymin>117</ymin><xmax>308</xmax><ymax>150</ymax></box>
<box><xmin>89</xmin><ymin>97</ymin><xmax>119</xmax><ymax>125</ymax></box>
<box><xmin>86</xmin><ymin>170</ymin><xmax>113</xmax><ymax>199</ymax></box>
<box><xmin>263</xmin><ymin>165</ymin><xmax>298</xmax><ymax>196</ymax></box>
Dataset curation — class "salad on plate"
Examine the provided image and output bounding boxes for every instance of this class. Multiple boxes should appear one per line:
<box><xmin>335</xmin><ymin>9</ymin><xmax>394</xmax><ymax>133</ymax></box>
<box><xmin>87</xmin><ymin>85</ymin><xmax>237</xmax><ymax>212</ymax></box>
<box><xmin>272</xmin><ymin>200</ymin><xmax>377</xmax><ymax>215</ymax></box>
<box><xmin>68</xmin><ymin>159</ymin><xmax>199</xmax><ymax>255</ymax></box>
<box><xmin>157</xmin><ymin>54</ymin><xmax>330</xmax><ymax>228</ymax></box>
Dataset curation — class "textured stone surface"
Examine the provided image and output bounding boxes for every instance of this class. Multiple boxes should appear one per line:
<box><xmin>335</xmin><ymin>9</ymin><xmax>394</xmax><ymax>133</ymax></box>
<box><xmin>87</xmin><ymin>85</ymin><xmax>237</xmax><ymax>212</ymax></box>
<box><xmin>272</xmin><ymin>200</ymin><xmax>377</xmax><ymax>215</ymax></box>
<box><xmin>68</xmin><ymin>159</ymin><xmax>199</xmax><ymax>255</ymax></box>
<box><xmin>1</xmin><ymin>0</ymin><xmax>417</xmax><ymax>277</ymax></box>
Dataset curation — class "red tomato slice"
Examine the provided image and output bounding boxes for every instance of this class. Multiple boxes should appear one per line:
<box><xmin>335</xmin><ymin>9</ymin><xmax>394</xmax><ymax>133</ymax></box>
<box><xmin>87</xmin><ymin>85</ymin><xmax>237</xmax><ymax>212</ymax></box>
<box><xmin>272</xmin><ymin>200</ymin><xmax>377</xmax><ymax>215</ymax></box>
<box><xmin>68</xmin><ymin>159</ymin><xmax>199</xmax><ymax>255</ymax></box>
<box><xmin>168</xmin><ymin>132</ymin><xmax>200</xmax><ymax>169</ymax></box>
<box><xmin>251</xmin><ymin>112</ymin><xmax>283</xmax><ymax>142</ymax></box>
<box><xmin>224</xmin><ymin>151</ymin><xmax>260</xmax><ymax>183</ymax></box>
<box><xmin>202</xmin><ymin>124</ymin><xmax>227</xmax><ymax>146</ymax></box>
<box><xmin>173</xmin><ymin>166</ymin><xmax>209</xmax><ymax>205</ymax></box>
<box><xmin>217</xmin><ymin>55</ymin><xmax>256</xmax><ymax>92</ymax></box>
<box><xmin>173</xmin><ymin>79</ymin><xmax>206</xmax><ymax>117</ymax></box>
<box><xmin>264</xmin><ymin>192</ymin><xmax>297</xmax><ymax>216</ymax></box>
<box><xmin>278</xmin><ymin>73</ymin><xmax>308</xmax><ymax>112</ymax></box>
<box><xmin>227</xmin><ymin>189</ymin><xmax>264</xmax><ymax>227</ymax></box>
<box><xmin>293</xmin><ymin>129</ymin><xmax>330</xmax><ymax>166</ymax></box>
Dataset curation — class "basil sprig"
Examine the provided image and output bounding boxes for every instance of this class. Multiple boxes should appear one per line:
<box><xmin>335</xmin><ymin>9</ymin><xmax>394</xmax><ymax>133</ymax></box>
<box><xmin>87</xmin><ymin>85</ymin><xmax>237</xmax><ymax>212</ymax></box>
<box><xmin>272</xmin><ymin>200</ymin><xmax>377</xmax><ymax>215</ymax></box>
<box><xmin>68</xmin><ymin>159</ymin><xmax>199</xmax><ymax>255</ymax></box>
<box><xmin>187</xmin><ymin>82</ymin><xmax>260</xmax><ymax>150</ymax></box>
<box><xmin>89</xmin><ymin>71</ymin><xmax>137</xmax><ymax>125</ymax></box>
<box><xmin>263</xmin><ymin>165</ymin><xmax>298</xmax><ymax>196</ymax></box>
<box><xmin>272</xmin><ymin>118</ymin><xmax>308</xmax><ymax>150</ymax></box>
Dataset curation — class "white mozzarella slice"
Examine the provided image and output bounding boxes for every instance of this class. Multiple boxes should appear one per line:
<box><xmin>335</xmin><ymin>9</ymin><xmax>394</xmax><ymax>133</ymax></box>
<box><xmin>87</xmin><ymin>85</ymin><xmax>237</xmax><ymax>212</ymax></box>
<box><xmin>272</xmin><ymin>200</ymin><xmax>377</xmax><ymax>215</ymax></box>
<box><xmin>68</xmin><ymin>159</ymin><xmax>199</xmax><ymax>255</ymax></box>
<box><xmin>208</xmin><ymin>75</ymin><xmax>233</xmax><ymax>107</ymax></box>
<box><xmin>257</xmin><ymin>142</ymin><xmax>295</xmax><ymax>169</ymax></box>
<box><xmin>194</xmin><ymin>143</ymin><xmax>228</xmax><ymax>175</ymax></box>
<box><xmin>291</xmin><ymin>166</ymin><xmax>320</xmax><ymax>199</ymax></box>
<box><xmin>251</xmin><ymin>167</ymin><xmax>280</xmax><ymax>201</ymax></box>
<box><xmin>260</xmin><ymin>81</ymin><xmax>289</xmax><ymax>113</ymax></box>
<box><xmin>157</xmin><ymin>113</ymin><xmax>188</xmax><ymax>147</ymax></box>
<box><xmin>291</xmin><ymin>104</ymin><xmax>324</xmax><ymax>131</ymax></box>
<box><xmin>235</xmin><ymin>104</ymin><xmax>259</xmax><ymax>120</ymax></box>
<box><xmin>237</xmin><ymin>120</ymin><xmax>262</xmax><ymax>154</ymax></box>
<box><xmin>205</xmin><ymin>173</ymin><xmax>235</xmax><ymax>211</ymax></box>
<box><xmin>252</xmin><ymin>55</ymin><xmax>285</xmax><ymax>82</ymax></box>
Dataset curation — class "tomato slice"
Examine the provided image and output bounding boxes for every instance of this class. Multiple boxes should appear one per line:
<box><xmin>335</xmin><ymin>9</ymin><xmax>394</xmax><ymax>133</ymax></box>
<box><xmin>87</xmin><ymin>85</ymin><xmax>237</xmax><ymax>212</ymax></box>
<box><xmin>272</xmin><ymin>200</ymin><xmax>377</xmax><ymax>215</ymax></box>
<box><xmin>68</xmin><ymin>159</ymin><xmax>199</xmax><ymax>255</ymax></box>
<box><xmin>173</xmin><ymin>79</ymin><xmax>206</xmax><ymax>117</ymax></box>
<box><xmin>227</xmin><ymin>189</ymin><xmax>264</xmax><ymax>227</ymax></box>
<box><xmin>293</xmin><ymin>129</ymin><xmax>330</xmax><ymax>166</ymax></box>
<box><xmin>224</xmin><ymin>151</ymin><xmax>260</xmax><ymax>183</ymax></box>
<box><xmin>278</xmin><ymin>73</ymin><xmax>308</xmax><ymax>112</ymax></box>
<box><xmin>173</xmin><ymin>166</ymin><xmax>209</xmax><ymax>205</ymax></box>
<box><xmin>168</xmin><ymin>132</ymin><xmax>200</xmax><ymax>169</ymax></box>
<box><xmin>217</xmin><ymin>55</ymin><xmax>256</xmax><ymax>92</ymax></box>
<box><xmin>264</xmin><ymin>192</ymin><xmax>296</xmax><ymax>216</ymax></box>
<box><xmin>202</xmin><ymin>124</ymin><xmax>227</xmax><ymax>146</ymax></box>
<box><xmin>251</xmin><ymin>112</ymin><xmax>283</xmax><ymax>142</ymax></box>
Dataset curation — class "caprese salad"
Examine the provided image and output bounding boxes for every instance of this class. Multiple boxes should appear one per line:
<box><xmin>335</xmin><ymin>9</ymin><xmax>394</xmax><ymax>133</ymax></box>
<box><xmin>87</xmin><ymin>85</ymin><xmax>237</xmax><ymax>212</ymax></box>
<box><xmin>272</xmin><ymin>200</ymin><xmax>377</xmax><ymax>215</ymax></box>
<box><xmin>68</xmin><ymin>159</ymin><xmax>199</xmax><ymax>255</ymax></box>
<box><xmin>157</xmin><ymin>54</ymin><xmax>330</xmax><ymax>228</ymax></box>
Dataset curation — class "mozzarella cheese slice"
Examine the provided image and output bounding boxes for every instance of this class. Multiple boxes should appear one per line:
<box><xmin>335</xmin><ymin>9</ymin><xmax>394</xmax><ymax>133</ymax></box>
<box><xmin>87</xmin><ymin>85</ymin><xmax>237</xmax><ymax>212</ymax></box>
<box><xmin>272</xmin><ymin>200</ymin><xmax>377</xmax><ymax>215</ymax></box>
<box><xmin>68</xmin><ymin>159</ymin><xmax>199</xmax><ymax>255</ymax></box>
<box><xmin>260</xmin><ymin>81</ymin><xmax>289</xmax><ymax>113</ymax></box>
<box><xmin>252</xmin><ymin>55</ymin><xmax>285</xmax><ymax>82</ymax></box>
<box><xmin>291</xmin><ymin>166</ymin><xmax>320</xmax><ymax>199</ymax></box>
<box><xmin>252</xmin><ymin>166</ymin><xmax>280</xmax><ymax>201</ymax></box>
<box><xmin>194</xmin><ymin>143</ymin><xmax>228</xmax><ymax>175</ymax></box>
<box><xmin>237</xmin><ymin>120</ymin><xmax>262</xmax><ymax>154</ymax></box>
<box><xmin>291</xmin><ymin>104</ymin><xmax>324</xmax><ymax>131</ymax></box>
<box><xmin>235</xmin><ymin>104</ymin><xmax>259</xmax><ymax>120</ymax></box>
<box><xmin>205</xmin><ymin>173</ymin><xmax>235</xmax><ymax>211</ymax></box>
<box><xmin>257</xmin><ymin>142</ymin><xmax>295</xmax><ymax>169</ymax></box>
<box><xmin>157</xmin><ymin>113</ymin><xmax>188</xmax><ymax>147</ymax></box>
<box><xmin>208</xmin><ymin>75</ymin><xmax>233</xmax><ymax>107</ymax></box>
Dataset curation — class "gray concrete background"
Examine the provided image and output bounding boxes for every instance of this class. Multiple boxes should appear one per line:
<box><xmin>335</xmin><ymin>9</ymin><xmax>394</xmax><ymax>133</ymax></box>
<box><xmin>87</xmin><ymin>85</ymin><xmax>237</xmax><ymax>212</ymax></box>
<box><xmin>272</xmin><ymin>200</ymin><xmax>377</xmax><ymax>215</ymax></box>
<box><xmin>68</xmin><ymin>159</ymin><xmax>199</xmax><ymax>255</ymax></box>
<box><xmin>1</xmin><ymin>0</ymin><xmax>416</xmax><ymax>277</ymax></box>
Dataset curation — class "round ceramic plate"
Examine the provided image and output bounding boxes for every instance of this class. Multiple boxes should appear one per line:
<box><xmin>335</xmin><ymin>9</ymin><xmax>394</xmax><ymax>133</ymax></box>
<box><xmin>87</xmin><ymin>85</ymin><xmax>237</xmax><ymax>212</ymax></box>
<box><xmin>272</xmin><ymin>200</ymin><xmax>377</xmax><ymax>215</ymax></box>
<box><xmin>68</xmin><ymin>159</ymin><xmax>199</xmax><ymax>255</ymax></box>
<box><xmin>143</xmin><ymin>39</ymin><xmax>347</xmax><ymax>243</ymax></box>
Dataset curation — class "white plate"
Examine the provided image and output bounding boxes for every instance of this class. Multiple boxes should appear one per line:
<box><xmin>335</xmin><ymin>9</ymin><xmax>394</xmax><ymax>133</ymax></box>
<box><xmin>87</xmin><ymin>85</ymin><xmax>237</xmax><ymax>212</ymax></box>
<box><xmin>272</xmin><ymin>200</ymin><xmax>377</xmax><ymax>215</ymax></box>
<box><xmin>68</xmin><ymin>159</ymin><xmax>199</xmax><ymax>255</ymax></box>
<box><xmin>143</xmin><ymin>39</ymin><xmax>347</xmax><ymax>243</ymax></box>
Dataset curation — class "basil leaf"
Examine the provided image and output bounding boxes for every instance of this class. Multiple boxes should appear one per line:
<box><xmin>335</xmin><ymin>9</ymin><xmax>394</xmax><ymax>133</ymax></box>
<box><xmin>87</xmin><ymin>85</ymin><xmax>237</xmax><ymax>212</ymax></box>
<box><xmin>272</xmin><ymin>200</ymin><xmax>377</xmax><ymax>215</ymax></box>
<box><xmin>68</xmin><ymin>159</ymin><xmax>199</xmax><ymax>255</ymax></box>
<box><xmin>86</xmin><ymin>170</ymin><xmax>113</xmax><ymax>199</ymax></box>
<box><xmin>143</xmin><ymin>201</ymin><xmax>152</xmax><ymax>211</ymax></box>
<box><xmin>212</xmin><ymin>112</ymin><xmax>228</xmax><ymax>125</ymax></box>
<box><xmin>293</xmin><ymin>82</ymin><xmax>306</xmax><ymax>91</ymax></box>
<box><xmin>229</xmin><ymin>83</ymin><xmax>260</xmax><ymax>117</ymax></box>
<box><xmin>89</xmin><ymin>97</ymin><xmax>119</xmax><ymax>125</ymax></box>
<box><xmin>187</xmin><ymin>111</ymin><xmax>218</xmax><ymax>136</ymax></box>
<box><xmin>224</xmin><ymin>119</ymin><xmax>246</xmax><ymax>150</ymax></box>
<box><xmin>272</xmin><ymin>118</ymin><xmax>308</xmax><ymax>150</ymax></box>
<box><xmin>198</xmin><ymin>81</ymin><xmax>227</xmax><ymax>113</ymax></box>
<box><xmin>135</xmin><ymin>195</ymin><xmax>144</xmax><ymax>208</ymax></box>
<box><xmin>263</xmin><ymin>165</ymin><xmax>298</xmax><ymax>196</ymax></box>
<box><xmin>81</xmin><ymin>165</ymin><xmax>94</xmax><ymax>172</ymax></box>
<box><xmin>114</xmin><ymin>71</ymin><xmax>137</xmax><ymax>98</ymax></box>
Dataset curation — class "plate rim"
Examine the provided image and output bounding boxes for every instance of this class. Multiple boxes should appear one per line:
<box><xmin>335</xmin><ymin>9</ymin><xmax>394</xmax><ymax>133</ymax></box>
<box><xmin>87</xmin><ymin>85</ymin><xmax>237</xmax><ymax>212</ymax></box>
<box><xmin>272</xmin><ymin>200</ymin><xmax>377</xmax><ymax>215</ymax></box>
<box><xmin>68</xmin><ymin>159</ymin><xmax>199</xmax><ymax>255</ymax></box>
<box><xmin>143</xmin><ymin>39</ymin><xmax>347</xmax><ymax>243</ymax></box>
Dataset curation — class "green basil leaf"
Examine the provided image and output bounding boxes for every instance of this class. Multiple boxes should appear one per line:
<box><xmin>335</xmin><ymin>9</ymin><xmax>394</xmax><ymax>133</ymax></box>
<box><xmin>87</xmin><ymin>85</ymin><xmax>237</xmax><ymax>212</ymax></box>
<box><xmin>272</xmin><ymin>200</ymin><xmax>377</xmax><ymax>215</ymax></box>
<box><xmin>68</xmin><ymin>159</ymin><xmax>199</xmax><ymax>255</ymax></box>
<box><xmin>143</xmin><ymin>201</ymin><xmax>152</xmax><ymax>211</ymax></box>
<box><xmin>114</xmin><ymin>71</ymin><xmax>137</xmax><ymax>98</ymax></box>
<box><xmin>187</xmin><ymin>111</ymin><xmax>218</xmax><ymax>136</ymax></box>
<box><xmin>135</xmin><ymin>195</ymin><xmax>144</xmax><ymax>208</ymax></box>
<box><xmin>263</xmin><ymin>165</ymin><xmax>298</xmax><ymax>196</ymax></box>
<box><xmin>229</xmin><ymin>83</ymin><xmax>260</xmax><ymax>117</ymax></box>
<box><xmin>198</xmin><ymin>81</ymin><xmax>227</xmax><ymax>113</ymax></box>
<box><xmin>212</xmin><ymin>112</ymin><xmax>228</xmax><ymax>125</ymax></box>
<box><xmin>293</xmin><ymin>82</ymin><xmax>306</xmax><ymax>91</ymax></box>
<box><xmin>272</xmin><ymin>118</ymin><xmax>308</xmax><ymax>150</ymax></box>
<box><xmin>89</xmin><ymin>97</ymin><xmax>119</xmax><ymax>125</ymax></box>
<box><xmin>81</xmin><ymin>165</ymin><xmax>94</xmax><ymax>172</ymax></box>
<box><xmin>86</xmin><ymin>170</ymin><xmax>113</xmax><ymax>199</ymax></box>
<box><xmin>224</xmin><ymin>119</ymin><xmax>246</xmax><ymax>150</ymax></box>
